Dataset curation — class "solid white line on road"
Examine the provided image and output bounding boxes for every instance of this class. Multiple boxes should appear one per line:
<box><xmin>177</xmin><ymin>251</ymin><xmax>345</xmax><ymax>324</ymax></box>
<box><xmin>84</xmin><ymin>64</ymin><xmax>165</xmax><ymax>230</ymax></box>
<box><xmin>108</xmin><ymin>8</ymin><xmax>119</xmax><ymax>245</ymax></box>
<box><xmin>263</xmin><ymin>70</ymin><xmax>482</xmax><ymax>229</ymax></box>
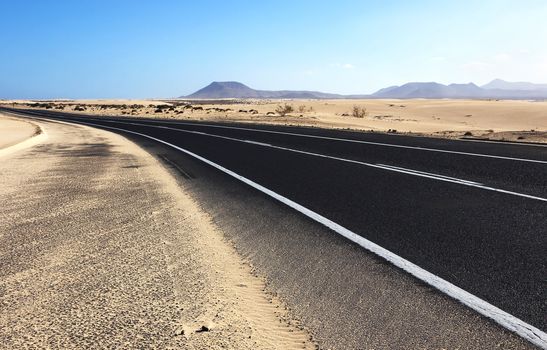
<box><xmin>377</xmin><ymin>164</ymin><xmax>483</xmax><ymax>185</ymax></box>
<box><xmin>90</xmin><ymin>119</ymin><xmax>547</xmax><ymax>202</ymax></box>
<box><xmin>11</xmin><ymin>110</ymin><xmax>547</xmax><ymax>163</ymax></box>
<box><xmin>35</xmin><ymin>117</ymin><xmax>547</xmax><ymax>349</ymax></box>
<box><xmin>8</xmin><ymin>111</ymin><xmax>546</xmax><ymax>202</ymax></box>
<box><xmin>6</xmin><ymin>109</ymin><xmax>547</xmax><ymax>163</ymax></box>
<box><xmin>131</xmin><ymin>119</ymin><xmax>547</xmax><ymax>164</ymax></box>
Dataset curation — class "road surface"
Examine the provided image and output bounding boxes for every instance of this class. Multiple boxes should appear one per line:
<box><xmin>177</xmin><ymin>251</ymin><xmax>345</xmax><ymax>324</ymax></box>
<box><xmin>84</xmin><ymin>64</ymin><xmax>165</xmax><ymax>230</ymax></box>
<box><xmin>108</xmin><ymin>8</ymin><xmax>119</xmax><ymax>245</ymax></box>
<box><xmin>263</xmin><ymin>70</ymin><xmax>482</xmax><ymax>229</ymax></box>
<box><xmin>3</xmin><ymin>107</ymin><xmax>546</xmax><ymax>348</ymax></box>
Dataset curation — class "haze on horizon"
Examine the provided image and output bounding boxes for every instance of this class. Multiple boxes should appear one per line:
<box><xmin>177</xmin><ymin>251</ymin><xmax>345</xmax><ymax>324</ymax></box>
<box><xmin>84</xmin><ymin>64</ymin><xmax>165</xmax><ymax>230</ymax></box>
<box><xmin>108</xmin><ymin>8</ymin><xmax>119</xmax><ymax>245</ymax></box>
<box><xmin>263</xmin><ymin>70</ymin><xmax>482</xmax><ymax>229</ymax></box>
<box><xmin>1</xmin><ymin>0</ymin><xmax>546</xmax><ymax>99</ymax></box>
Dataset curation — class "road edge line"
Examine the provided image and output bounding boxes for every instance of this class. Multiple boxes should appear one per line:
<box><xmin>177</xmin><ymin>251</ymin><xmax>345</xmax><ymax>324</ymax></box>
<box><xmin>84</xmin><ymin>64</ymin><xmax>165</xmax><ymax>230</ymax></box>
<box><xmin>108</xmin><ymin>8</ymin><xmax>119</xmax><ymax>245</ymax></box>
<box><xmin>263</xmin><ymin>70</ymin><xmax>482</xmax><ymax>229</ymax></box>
<box><xmin>21</xmin><ymin>115</ymin><xmax>547</xmax><ymax>349</ymax></box>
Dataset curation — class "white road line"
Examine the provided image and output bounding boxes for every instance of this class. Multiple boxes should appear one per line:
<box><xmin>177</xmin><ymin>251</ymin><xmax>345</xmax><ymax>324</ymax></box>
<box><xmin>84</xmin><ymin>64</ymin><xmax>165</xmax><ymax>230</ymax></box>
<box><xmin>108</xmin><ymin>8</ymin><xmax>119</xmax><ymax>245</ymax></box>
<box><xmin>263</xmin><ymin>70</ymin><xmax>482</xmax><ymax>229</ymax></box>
<box><xmin>32</xmin><ymin>116</ymin><xmax>547</xmax><ymax>349</ymax></box>
<box><xmin>82</xmin><ymin>119</ymin><xmax>547</xmax><ymax>203</ymax></box>
<box><xmin>377</xmin><ymin>164</ymin><xmax>483</xmax><ymax>185</ymax></box>
<box><xmin>10</xmin><ymin>110</ymin><xmax>547</xmax><ymax>163</ymax></box>
<box><xmin>7</xmin><ymin>111</ymin><xmax>547</xmax><ymax>202</ymax></box>
<box><xmin>123</xmin><ymin>119</ymin><xmax>547</xmax><ymax>164</ymax></box>
<box><xmin>458</xmin><ymin>137</ymin><xmax>547</xmax><ymax>147</ymax></box>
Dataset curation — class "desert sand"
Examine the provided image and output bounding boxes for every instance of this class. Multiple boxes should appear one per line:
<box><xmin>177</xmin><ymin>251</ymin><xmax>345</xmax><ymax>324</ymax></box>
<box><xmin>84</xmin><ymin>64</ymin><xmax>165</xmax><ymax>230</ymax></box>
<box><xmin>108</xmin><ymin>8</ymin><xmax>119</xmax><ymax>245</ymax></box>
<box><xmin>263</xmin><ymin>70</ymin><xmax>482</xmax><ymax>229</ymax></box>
<box><xmin>3</xmin><ymin>98</ymin><xmax>547</xmax><ymax>142</ymax></box>
<box><xmin>0</xmin><ymin>114</ymin><xmax>314</xmax><ymax>349</ymax></box>
<box><xmin>0</xmin><ymin>114</ymin><xmax>41</xmax><ymax>149</ymax></box>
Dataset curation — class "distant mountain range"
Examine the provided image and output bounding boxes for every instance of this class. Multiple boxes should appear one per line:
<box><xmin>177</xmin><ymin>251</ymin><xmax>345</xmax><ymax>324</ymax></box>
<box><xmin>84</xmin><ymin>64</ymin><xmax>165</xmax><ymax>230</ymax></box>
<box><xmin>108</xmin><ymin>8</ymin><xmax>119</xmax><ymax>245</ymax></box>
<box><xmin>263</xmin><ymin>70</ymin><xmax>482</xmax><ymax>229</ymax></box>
<box><xmin>185</xmin><ymin>81</ymin><xmax>353</xmax><ymax>99</ymax></box>
<box><xmin>183</xmin><ymin>79</ymin><xmax>547</xmax><ymax>99</ymax></box>
<box><xmin>373</xmin><ymin>80</ymin><xmax>547</xmax><ymax>99</ymax></box>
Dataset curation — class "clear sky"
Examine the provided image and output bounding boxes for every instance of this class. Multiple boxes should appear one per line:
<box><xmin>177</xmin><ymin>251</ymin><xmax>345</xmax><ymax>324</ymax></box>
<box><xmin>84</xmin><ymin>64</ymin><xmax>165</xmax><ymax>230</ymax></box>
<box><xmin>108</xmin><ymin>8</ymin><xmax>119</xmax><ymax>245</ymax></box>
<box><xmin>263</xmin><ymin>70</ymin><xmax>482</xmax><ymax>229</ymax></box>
<box><xmin>1</xmin><ymin>0</ymin><xmax>546</xmax><ymax>98</ymax></box>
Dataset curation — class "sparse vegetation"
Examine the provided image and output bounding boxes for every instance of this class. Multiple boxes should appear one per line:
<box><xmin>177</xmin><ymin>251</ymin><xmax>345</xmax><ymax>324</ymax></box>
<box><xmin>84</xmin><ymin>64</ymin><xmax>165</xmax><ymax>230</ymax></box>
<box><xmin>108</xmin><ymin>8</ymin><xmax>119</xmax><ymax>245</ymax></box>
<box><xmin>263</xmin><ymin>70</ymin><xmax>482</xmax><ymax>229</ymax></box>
<box><xmin>351</xmin><ymin>105</ymin><xmax>367</xmax><ymax>118</ymax></box>
<box><xmin>463</xmin><ymin>131</ymin><xmax>473</xmax><ymax>136</ymax></box>
<box><xmin>275</xmin><ymin>104</ymin><xmax>294</xmax><ymax>116</ymax></box>
<box><xmin>298</xmin><ymin>105</ymin><xmax>307</xmax><ymax>113</ymax></box>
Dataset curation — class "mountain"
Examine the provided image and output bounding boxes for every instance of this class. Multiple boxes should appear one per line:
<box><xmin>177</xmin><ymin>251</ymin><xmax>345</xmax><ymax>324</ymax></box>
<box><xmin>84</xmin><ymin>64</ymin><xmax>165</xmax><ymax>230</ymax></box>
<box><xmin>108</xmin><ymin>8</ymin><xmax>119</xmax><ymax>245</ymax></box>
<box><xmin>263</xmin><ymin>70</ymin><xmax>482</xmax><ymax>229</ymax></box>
<box><xmin>481</xmin><ymin>79</ymin><xmax>547</xmax><ymax>91</ymax></box>
<box><xmin>371</xmin><ymin>80</ymin><xmax>547</xmax><ymax>99</ymax></box>
<box><xmin>371</xmin><ymin>82</ymin><xmax>483</xmax><ymax>98</ymax></box>
<box><xmin>184</xmin><ymin>81</ymin><xmax>348</xmax><ymax>99</ymax></box>
<box><xmin>183</xmin><ymin>80</ymin><xmax>547</xmax><ymax>100</ymax></box>
<box><xmin>187</xmin><ymin>81</ymin><xmax>259</xmax><ymax>98</ymax></box>
<box><xmin>371</xmin><ymin>85</ymin><xmax>399</xmax><ymax>96</ymax></box>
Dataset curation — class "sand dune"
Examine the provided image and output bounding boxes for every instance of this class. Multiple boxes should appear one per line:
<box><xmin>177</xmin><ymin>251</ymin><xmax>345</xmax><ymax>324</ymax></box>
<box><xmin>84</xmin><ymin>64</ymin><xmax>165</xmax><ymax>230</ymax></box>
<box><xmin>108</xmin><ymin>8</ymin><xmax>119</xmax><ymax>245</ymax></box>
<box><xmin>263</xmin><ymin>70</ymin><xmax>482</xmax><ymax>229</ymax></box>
<box><xmin>0</xmin><ymin>114</ymin><xmax>41</xmax><ymax>149</ymax></box>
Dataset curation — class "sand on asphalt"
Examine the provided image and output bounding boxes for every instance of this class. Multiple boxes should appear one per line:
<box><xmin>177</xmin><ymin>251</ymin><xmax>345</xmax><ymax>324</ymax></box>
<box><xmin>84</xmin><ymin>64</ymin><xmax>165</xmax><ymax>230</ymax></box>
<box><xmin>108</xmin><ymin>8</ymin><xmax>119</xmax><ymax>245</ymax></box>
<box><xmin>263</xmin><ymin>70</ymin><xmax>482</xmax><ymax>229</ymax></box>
<box><xmin>0</xmin><ymin>115</ymin><xmax>314</xmax><ymax>349</ymax></box>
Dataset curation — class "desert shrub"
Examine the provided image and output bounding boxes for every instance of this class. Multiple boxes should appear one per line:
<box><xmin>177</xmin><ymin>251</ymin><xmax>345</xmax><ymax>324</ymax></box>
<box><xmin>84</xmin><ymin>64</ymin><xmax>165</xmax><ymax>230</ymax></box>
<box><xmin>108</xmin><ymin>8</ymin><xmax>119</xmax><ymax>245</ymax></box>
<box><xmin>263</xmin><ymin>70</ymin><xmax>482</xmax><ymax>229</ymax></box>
<box><xmin>298</xmin><ymin>105</ymin><xmax>307</xmax><ymax>113</ymax></box>
<box><xmin>463</xmin><ymin>131</ymin><xmax>473</xmax><ymax>136</ymax></box>
<box><xmin>275</xmin><ymin>104</ymin><xmax>294</xmax><ymax>116</ymax></box>
<box><xmin>351</xmin><ymin>105</ymin><xmax>367</xmax><ymax>118</ymax></box>
<box><xmin>74</xmin><ymin>106</ymin><xmax>85</xmax><ymax>111</ymax></box>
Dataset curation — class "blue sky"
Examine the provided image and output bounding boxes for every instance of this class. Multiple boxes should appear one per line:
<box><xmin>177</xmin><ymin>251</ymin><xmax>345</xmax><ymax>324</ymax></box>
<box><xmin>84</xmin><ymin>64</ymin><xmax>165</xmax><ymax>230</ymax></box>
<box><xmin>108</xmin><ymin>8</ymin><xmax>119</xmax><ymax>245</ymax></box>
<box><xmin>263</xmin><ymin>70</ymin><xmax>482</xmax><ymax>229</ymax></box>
<box><xmin>1</xmin><ymin>0</ymin><xmax>546</xmax><ymax>98</ymax></box>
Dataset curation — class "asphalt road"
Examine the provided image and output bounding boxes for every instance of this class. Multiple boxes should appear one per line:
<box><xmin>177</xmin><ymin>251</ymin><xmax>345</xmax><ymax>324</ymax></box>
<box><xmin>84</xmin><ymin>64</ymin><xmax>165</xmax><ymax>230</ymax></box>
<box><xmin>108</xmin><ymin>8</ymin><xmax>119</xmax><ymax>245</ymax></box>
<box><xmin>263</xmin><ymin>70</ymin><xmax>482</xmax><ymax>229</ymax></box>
<box><xmin>4</xmin><ymin>108</ymin><xmax>546</xmax><ymax>344</ymax></box>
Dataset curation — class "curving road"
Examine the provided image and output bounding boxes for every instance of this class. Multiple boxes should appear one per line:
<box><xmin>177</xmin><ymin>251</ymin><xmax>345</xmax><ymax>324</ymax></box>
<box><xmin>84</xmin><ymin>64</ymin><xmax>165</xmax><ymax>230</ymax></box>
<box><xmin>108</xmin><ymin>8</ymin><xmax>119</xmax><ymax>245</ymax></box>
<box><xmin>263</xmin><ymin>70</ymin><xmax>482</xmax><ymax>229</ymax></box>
<box><xmin>3</xmin><ymin>107</ymin><xmax>546</xmax><ymax>348</ymax></box>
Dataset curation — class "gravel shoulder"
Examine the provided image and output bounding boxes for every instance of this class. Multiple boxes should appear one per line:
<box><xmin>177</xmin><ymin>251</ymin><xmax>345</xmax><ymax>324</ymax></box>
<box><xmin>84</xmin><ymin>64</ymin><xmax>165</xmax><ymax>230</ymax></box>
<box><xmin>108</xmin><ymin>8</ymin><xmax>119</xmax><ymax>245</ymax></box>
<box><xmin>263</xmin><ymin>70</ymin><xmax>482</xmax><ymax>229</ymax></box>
<box><xmin>0</xmin><ymin>117</ymin><xmax>314</xmax><ymax>349</ymax></box>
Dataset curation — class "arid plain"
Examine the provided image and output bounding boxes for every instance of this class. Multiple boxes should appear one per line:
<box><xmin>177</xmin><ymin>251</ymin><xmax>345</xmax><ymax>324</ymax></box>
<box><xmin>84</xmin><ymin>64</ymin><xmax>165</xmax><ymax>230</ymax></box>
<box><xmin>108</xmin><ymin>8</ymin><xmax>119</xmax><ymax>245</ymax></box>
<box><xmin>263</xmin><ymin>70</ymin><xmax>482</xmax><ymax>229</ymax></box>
<box><xmin>3</xmin><ymin>98</ymin><xmax>547</xmax><ymax>143</ymax></box>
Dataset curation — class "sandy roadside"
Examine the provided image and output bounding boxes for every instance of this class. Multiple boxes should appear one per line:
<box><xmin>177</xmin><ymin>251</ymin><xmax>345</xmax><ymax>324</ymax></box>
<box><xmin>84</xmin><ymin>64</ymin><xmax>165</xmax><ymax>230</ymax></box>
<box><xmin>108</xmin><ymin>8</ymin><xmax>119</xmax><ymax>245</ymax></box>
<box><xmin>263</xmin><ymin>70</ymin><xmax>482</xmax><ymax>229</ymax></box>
<box><xmin>0</xmin><ymin>114</ymin><xmax>42</xmax><ymax>148</ymax></box>
<box><xmin>0</xmin><ymin>116</ymin><xmax>314</xmax><ymax>349</ymax></box>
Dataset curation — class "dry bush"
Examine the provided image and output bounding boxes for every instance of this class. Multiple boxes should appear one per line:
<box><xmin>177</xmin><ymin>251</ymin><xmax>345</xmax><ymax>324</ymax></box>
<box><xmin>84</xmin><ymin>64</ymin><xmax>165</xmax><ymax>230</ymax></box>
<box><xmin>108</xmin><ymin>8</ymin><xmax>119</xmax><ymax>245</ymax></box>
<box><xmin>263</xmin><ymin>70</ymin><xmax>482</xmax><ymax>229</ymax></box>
<box><xmin>275</xmin><ymin>104</ymin><xmax>294</xmax><ymax>116</ymax></box>
<box><xmin>298</xmin><ymin>105</ymin><xmax>307</xmax><ymax>113</ymax></box>
<box><xmin>351</xmin><ymin>105</ymin><xmax>367</xmax><ymax>118</ymax></box>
